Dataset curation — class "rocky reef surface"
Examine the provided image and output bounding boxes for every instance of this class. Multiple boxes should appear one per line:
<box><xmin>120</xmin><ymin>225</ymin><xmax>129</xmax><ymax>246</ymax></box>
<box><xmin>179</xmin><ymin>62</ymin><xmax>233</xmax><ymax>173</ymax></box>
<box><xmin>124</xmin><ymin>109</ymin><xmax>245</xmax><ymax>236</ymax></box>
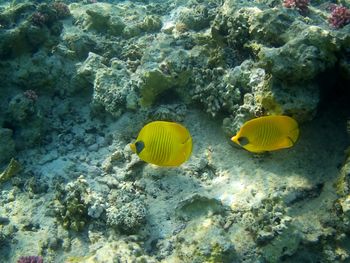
<box><xmin>0</xmin><ymin>0</ymin><xmax>350</xmax><ymax>262</ymax></box>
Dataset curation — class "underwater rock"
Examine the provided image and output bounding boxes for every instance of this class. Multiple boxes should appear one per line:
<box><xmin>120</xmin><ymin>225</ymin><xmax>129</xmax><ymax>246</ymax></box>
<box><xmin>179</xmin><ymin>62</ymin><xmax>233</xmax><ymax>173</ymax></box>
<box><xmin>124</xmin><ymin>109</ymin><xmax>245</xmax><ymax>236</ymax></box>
<box><xmin>75</xmin><ymin>52</ymin><xmax>107</xmax><ymax>88</ymax></box>
<box><xmin>261</xmin><ymin>225</ymin><xmax>301</xmax><ymax>263</ymax></box>
<box><xmin>178</xmin><ymin>5</ymin><xmax>212</xmax><ymax>31</ymax></box>
<box><xmin>175</xmin><ymin>194</ymin><xmax>225</xmax><ymax>221</ymax></box>
<box><xmin>70</xmin><ymin>2</ymin><xmax>160</xmax><ymax>39</ymax></box>
<box><xmin>92</xmin><ymin>59</ymin><xmax>137</xmax><ymax>116</ymax></box>
<box><xmin>147</xmin><ymin>104</ymin><xmax>187</xmax><ymax>122</ymax></box>
<box><xmin>253</xmin><ymin>79</ymin><xmax>320</xmax><ymax>122</ymax></box>
<box><xmin>0</xmin><ymin>128</ymin><xmax>16</xmax><ymax>166</ymax></box>
<box><xmin>84</xmin><ymin>5</ymin><xmax>126</xmax><ymax>36</ymax></box>
<box><xmin>139</xmin><ymin>68</ymin><xmax>190</xmax><ymax>106</ymax></box>
<box><xmin>7</xmin><ymin>93</ymin><xmax>37</xmax><ymax>122</ymax></box>
<box><xmin>68</xmin><ymin>238</ymin><xmax>157</xmax><ymax>263</ymax></box>
<box><xmin>5</xmin><ymin>92</ymin><xmax>45</xmax><ymax>150</ymax></box>
<box><xmin>258</xmin><ymin>25</ymin><xmax>338</xmax><ymax>83</ymax></box>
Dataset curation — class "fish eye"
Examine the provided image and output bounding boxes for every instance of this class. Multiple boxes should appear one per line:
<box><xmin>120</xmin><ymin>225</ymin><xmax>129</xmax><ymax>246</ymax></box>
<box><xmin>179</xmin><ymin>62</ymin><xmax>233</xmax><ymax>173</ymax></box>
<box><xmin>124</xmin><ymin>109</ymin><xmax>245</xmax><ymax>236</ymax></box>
<box><xmin>238</xmin><ymin>137</ymin><xmax>249</xmax><ymax>146</ymax></box>
<box><xmin>135</xmin><ymin>141</ymin><xmax>145</xmax><ymax>154</ymax></box>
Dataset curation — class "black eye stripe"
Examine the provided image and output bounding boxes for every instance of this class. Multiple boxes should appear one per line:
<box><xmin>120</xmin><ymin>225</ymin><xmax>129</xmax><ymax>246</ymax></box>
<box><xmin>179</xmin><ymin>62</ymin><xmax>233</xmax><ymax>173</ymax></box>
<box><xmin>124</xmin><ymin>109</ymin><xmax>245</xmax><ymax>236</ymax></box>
<box><xmin>135</xmin><ymin>141</ymin><xmax>145</xmax><ymax>154</ymax></box>
<box><xmin>238</xmin><ymin>137</ymin><xmax>249</xmax><ymax>146</ymax></box>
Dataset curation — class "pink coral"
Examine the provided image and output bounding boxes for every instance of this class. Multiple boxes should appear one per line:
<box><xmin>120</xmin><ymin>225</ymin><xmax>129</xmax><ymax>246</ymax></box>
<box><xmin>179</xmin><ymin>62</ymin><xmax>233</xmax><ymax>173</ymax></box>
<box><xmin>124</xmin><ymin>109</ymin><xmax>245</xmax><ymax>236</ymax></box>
<box><xmin>328</xmin><ymin>5</ymin><xmax>350</xmax><ymax>29</ymax></box>
<box><xmin>283</xmin><ymin>0</ymin><xmax>310</xmax><ymax>14</ymax></box>
<box><xmin>17</xmin><ymin>256</ymin><xmax>43</xmax><ymax>263</ymax></box>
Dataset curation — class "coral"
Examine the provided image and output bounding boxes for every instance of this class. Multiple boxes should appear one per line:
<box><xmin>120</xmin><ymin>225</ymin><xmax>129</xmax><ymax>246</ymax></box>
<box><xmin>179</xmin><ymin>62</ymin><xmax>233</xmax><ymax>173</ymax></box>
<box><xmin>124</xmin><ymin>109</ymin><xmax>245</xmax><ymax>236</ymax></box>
<box><xmin>7</xmin><ymin>93</ymin><xmax>37</xmax><ymax>122</ymax></box>
<box><xmin>105</xmin><ymin>185</ymin><xmax>147</xmax><ymax>233</ymax></box>
<box><xmin>0</xmin><ymin>128</ymin><xmax>16</xmax><ymax>165</ymax></box>
<box><xmin>0</xmin><ymin>158</ymin><xmax>21</xmax><ymax>184</ymax></box>
<box><xmin>328</xmin><ymin>5</ymin><xmax>350</xmax><ymax>29</ymax></box>
<box><xmin>139</xmin><ymin>15</ymin><xmax>162</xmax><ymax>32</ymax></box>
<box><xmin>17</xmin><ymin>256</ymin><xmax>43</xmax><ymax>263</ymax></box>
<box><xmin>283</xmin><ymin>0</ymin><xmax>310</xmax><ymax>14</ymax></box>
<box><xmin>86</xmin><ymin>193</ymin><xmax>107</xmax><ymax>219</ymax></box>
<box><xmin>106</xmin><ymin>200</ymin><xmax>147</xmax><ymax>233</ymax></box>
<box><xmin>242</xmin><ymin>197</ymin><xmax>290</xmax><ymax>245</ymax></box>
<box><xmin>53</xmin><ymin>176</ymin><xmax>90</xmax><ymax>231</ymax></box>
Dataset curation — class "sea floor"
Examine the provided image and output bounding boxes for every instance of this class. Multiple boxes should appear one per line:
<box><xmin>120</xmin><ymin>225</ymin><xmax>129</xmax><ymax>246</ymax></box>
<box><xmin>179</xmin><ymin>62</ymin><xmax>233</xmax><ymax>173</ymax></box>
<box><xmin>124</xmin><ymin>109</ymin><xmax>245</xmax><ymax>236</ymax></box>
<box><xmin>1</xmin><ymin>95</ymin><xmax>349</xmax><ymax>262</ymax></box>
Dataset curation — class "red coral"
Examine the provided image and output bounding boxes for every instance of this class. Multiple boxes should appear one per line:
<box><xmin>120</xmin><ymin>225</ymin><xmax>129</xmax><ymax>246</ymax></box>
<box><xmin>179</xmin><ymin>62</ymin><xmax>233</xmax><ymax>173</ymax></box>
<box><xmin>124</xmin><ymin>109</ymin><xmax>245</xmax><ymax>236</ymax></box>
<box><xmin>283</xmin><ymin>0</ymin><xmax>310</xmax><ymax>14</ymax></box>
<box><xmin>328</xmin><ymin>5</ymin><xmax>350</xmax><ymax>29</ymax></box>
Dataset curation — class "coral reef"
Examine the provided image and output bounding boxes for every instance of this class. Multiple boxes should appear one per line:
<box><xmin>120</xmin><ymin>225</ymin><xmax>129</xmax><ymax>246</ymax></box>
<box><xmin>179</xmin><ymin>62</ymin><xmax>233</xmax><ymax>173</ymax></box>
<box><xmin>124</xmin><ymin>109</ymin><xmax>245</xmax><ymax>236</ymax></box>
<box><xmin>1</xmin><ymin>0</ymin><xmax>350</xmax><ymax>262</ymax></box>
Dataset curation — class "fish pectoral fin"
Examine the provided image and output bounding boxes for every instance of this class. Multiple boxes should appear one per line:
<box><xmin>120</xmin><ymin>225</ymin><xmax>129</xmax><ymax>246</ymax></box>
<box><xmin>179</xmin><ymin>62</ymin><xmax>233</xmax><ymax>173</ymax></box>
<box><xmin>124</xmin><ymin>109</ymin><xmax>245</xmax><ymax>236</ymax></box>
<box><xmin>281</xmin><ymin>136</ymin><xmax>295</xmax><ymax>148</ymax></box>
<box><xmin>181</xmin><ymin>135</ymin><xmax>191</xmax><ymax>145</ymax></box>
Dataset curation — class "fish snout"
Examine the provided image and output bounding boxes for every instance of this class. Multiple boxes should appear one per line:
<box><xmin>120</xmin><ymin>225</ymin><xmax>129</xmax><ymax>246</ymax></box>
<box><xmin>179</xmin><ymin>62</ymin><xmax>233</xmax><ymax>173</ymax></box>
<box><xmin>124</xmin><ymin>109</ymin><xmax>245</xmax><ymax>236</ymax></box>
<box><xmin>231</xmin><ymin>135</ymin><xmax>238</xmax><ymax>144</ymax></box>
<box><xmin>130</xmin><ymin>143</ymin><xmax>136</xmax><ymax>153</ymax></box>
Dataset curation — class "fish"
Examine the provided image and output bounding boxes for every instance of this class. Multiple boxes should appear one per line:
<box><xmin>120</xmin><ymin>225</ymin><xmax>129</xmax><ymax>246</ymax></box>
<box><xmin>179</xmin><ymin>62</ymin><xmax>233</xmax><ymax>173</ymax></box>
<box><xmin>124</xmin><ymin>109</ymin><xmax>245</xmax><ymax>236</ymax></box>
<box><xmin>130</xmin><ymin>121</ymin><xmax>192</xmax><ymax>166</ymax></box>
<box><xmin>231</xmin><ymin>115</ymin><xmax>299</xmax><ymax>153</ymax></box>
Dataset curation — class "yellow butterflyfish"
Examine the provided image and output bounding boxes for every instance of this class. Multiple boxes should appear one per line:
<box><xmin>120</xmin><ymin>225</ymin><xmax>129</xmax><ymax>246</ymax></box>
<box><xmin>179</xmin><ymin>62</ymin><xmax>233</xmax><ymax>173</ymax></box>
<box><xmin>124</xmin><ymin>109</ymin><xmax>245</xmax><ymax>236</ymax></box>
<box><xmin>231</xmin><ymin>115</ymin><xmax>299</xmax><ymax>153</ymax></box>
<box><xmin>130</xmin><ymin>121</ymin><xmax>192</xmax><ymax>166</ymax></box>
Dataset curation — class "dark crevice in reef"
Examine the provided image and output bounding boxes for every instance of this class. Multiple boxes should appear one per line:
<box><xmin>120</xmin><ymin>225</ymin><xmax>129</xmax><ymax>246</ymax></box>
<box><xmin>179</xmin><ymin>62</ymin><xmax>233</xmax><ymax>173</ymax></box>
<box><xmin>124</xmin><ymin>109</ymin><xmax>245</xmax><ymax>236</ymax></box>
<box><xmin>317</xmin><ymin>63</ymin><xmax>350</xmax><ymax>120</ymax></box>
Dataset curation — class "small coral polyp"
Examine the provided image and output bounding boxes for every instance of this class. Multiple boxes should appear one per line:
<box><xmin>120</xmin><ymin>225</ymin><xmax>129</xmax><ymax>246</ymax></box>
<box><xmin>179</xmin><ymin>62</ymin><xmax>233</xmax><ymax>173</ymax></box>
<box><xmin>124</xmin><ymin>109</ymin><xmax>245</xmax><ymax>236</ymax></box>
<box><xmin>328</xmin><ymin>5</ymin><xmax>350</xmax><ymax>29</ymax></box>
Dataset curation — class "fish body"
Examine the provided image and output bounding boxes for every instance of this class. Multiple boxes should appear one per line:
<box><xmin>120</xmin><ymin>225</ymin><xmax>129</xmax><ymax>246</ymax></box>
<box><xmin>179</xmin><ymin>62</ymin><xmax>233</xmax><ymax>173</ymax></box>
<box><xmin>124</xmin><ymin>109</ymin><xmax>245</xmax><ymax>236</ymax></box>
<box><xmin>130</xmin><ymin>121</ymin><xmax>192</xmax><ymax>166</ymax></box>
<box><xmin>231</xmin><ymin>115</ymin><xmax>299</xmax><ymax>153</ymax></box>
